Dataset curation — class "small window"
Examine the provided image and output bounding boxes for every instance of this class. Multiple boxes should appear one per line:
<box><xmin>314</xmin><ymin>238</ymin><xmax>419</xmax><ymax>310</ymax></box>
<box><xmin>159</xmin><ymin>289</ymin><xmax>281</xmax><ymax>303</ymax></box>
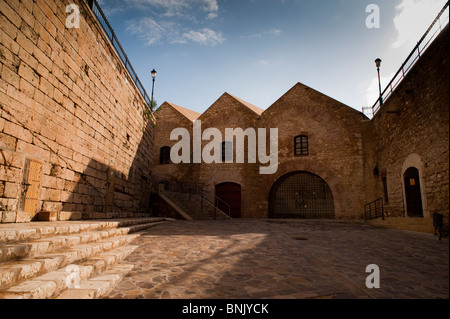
<box><xmin>382</xmin><ymin>177</ymin><xmax>389</xmax><ymax>204</ymax></box>
<box><xmin>221</xmin><ymin>141</ymin><xmax>232</xmax><ymax>162</ymax></box>
<box><xmin>160</xmin><ymin>146</ymin><xmax>171</xmax><ymax>164</ymax></box>
<box><xmin>294</xmin><ymin>135</ymin><xmax>309</xmax><ymax>156</ymax></box>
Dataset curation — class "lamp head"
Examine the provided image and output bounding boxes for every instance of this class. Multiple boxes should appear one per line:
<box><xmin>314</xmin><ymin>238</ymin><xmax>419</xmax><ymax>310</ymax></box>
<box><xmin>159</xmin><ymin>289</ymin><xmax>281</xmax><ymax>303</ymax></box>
<box><xmin>375</xmin><ymin>58</ymin><xmax>382</xmax><ymax>68</ymax></box>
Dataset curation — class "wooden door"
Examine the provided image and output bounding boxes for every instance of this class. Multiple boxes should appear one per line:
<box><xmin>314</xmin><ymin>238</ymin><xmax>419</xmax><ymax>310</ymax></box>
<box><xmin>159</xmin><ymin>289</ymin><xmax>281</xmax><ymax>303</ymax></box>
<box><xmin>404</xmin><ymin>167</ymin><xmax>424</xmax><ymax>218</ymax></box>
<box><xmin>20</xmin><ymin>159</ymin><xmax>43</xmax><ymax>219</ymax></box>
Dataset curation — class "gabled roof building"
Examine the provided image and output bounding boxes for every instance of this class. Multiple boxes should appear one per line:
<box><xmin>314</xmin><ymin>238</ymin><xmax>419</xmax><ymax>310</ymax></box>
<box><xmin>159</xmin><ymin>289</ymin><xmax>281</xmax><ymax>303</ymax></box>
<box><xmin>152</xmin><ymin>25</ymin><xmax>449</xmax><ymax>222</ymax></box>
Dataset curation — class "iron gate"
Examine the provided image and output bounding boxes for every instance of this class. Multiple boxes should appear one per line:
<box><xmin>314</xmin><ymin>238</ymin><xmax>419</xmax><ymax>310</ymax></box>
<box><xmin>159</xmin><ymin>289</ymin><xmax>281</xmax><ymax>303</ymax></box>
<box><xmin>269</xmin><ymin>171</ymin><xmax>334</xmax><ymax>219</ymax></box>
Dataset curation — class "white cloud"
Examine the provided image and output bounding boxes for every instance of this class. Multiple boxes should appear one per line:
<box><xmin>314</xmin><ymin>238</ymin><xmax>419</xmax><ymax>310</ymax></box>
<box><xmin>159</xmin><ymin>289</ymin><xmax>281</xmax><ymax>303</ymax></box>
<box><xmin>241</xmin><ymin>28</ymin><xmax>282</xmax><ymax>39</ymax></box>
<box><xmin>125</xmin><ymin>0</ymin><xmax>219</xmax><ymax>19</ymax></box>
<box><xmin>181</xmin><ymin>28</ymin><xmax>225</xmax><ymax>46</ymax></box>
<box><xmin>126</xmin><ymin>17</ymin><xmax>178</xmax><ymax>45</ymax></box>
<box><xmin>127</xmin><ymin>19</ymin><xmax>225</xmax><ymax>46</ymax></box>
<box><xmin>124</xmin><ymin>0</ymin><xmax>222</xmax><ymax>46</ymax></box>
<box><xmin>392</xmin><ymin>0</ymin><xmax>447</xmax><ymax>49</ymax></box>
<box><xmin>266</xmin><ymin>28</ymin><xmax>282</xmax><ymax>36</ymax></box>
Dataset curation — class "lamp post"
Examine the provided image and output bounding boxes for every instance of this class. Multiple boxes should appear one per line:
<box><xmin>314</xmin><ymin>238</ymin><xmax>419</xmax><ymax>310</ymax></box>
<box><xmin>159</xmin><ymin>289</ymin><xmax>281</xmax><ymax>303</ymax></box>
<box><xmin>375</xmin><ymin>58</ymin><xmax>382</xmax><ymax>106</ymax></box>
<box><xmin>151</xmin><ymin>69</ymin><xmax>157</xmax><ymax>110</ymax></box>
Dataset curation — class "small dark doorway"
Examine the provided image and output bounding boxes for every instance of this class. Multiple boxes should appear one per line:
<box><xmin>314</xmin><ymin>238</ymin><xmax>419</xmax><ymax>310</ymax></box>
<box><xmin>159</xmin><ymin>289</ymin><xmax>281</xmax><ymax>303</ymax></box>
<box><xmin>215</xmin><ymin>183</ymin><xmax>242</xmax><ymax>218</ymax></box>
<box><xmin>404</xmin><ymin>167</ymin><xmax>424</xmax><ymax>217</ymax></box>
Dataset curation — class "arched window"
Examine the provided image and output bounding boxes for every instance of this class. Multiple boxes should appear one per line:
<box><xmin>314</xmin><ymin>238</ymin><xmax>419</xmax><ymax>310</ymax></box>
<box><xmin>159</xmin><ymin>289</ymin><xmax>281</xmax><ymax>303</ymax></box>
<box><xmin>160</xmin><ymin>146</ymin><xmax>171</xmax><ymax>164</ymax></box>
<box><xmin>294</xmin><ymin>135</ymin><xmax>309</xmax><ymax>156</ymax></box>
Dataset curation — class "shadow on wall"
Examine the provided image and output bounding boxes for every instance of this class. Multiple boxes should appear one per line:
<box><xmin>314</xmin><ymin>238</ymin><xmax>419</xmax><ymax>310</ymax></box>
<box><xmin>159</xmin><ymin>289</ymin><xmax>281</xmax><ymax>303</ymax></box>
<box><xmin>0</xmin><ymin>104</ymin><xmax>155</xmax><ymax>221</ymax></box>
<box><xmin>48</xmin><ymin>119</ymin><xmax>155</xmax><ymax>220</ymax></box>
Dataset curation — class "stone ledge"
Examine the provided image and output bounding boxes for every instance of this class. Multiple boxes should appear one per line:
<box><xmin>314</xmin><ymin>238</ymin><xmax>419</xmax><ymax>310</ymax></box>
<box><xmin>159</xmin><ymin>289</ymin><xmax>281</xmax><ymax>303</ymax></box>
<box><xmin>0</xmin><ymin>211</ymin><xmax>31</xmax><ymax>224</ymax></box>
<box><xmin>36</xmin><ymin>211</ymin><xmax>82</xmax><ymax>222</ymax></box>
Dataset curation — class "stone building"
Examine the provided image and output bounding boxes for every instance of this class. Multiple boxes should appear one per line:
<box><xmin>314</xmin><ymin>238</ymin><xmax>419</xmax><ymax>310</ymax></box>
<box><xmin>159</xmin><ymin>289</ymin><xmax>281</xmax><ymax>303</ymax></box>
<box><xmin>152</xmin><ymin>24</ymin><xmax>449</xmax><ymax>223</ymax></box>
<box><xmin>0</xmin><ymin>0</ymin><xmax>448</xmax><ymax>227</ymax></box>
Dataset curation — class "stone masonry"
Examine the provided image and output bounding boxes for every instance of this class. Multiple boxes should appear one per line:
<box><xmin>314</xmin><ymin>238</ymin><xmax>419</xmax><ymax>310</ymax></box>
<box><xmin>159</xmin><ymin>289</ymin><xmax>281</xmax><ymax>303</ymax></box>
<box><xmin>364</xmin><ymin>25</ymin><xmax>449</xmax><ymax>220</ymax></box>
<box><xmin>0</xmin><ymin>0</ymin><xmax>448</xmax><ymax>225</ymax></box>
<box><xmin>152</xmin><ymin>26</ymin><xmax>449</xmax><ymax>222</ymax></box>
<box><xmin>153</xmin><ymin>84</ymin><xmax>367</xmax><ymax>219</ymax></box>
<box><xmin>0</xmin><ymin>0</ymin><xmax>154</xmax><ymax>223</ymax></box>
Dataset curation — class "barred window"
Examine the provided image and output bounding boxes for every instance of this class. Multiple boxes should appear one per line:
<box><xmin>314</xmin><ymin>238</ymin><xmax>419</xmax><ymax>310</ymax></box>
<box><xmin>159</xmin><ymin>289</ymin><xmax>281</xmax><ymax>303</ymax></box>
<box><xmin>160</xmin><ymin>146</ymin><xmax>171</xmax><ymax>164</ymax></box>
<box><xmin>294</xmin><ymin>135</ymin><xmax>309</xmax><ymax>156</ymax></box>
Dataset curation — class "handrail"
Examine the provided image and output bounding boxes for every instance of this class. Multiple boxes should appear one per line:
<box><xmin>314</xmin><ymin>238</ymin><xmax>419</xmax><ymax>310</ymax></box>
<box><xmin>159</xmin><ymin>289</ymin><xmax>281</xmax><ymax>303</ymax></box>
<box><xmin>162</xmin><ymin>180</ymin><xmax>231</xmax><ymax>218</ymax></box>
<box><xmin>214</xmin><ymin>196</ymin><xmax>231</xmax><ymax>219</ymax></box>
<box><xmin>364</xmin><ymin>198</ymin><xmax>384</xmax><ymax>221</ymax></box>
<box><xmin>85</xmin><ymin>0</ymin><xmax>153</xmax><ymax>113</ymax></box>
<box><xmin>372</xmin><ymin>1</ymin><xmax>449</xmax><ymax>116</ymax></box>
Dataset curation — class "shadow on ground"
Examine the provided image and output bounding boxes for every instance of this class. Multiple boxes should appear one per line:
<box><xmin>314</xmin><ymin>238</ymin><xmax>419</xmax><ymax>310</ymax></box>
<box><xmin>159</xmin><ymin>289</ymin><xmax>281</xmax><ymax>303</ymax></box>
<box><xmin>107</xmin><ymin>219</ymin><xmax>449</xmax><ymax>299</ymax></box>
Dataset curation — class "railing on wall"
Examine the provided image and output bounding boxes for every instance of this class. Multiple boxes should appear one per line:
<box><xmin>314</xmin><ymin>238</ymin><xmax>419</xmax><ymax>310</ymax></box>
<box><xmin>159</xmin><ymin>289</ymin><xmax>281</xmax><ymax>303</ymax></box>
<box><xmin>364</xmin><ymin>198</ymin><xmax>384</xmax><ymax>221</ymax></box>
<box><xmin>85</xmin><ymin>0</ymin><xmax>153</xmax><ymax>112</ymax></box>
<box><xmin>372</xmin><ymin>1</ymin><xmax>449</xmax><ymax>116</ymax></box>
<box><xmin>161</xmin><ymin>180</ymin><xmax>231</xmax><ymax>218</ymax></box>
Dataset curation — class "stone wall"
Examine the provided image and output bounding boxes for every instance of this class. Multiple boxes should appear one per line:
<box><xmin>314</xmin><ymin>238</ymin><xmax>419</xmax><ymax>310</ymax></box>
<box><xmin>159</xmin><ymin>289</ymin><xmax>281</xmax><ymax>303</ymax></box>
<box><xmin>261</xmin><ymin>83</ymin><xmax>366</xmax><ymax>219</ymax></box>
<box><xmin>153</xmin><ymin>86</ymin><xmax>367</xmax><ymax>219</ymax></box>
<box><xmin>152</xmin><ymin>23</ymin><xmax>448</xmax><ymax>221</ymax></box>
<box><xmin>365</xmin><ymin>25</ymin><xmax>449</xmax><ymax>219</ymax></box>
<box><xmin>0</xmin><ymin>0</ymin><xmax>154</xmax><ymax>223</ymax></box>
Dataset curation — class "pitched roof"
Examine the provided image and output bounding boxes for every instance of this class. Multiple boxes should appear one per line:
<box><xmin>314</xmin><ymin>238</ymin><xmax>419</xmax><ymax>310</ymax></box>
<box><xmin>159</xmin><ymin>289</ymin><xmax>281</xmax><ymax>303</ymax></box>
<box><xmin>165</xmin><ymin>102</ymin><xmax>201</xmax><ymax>121</ymax></box>
<box><xmin>227</xmin><ymin>93</ymin><xmax>264</xmax><ymax>115</ymax></box>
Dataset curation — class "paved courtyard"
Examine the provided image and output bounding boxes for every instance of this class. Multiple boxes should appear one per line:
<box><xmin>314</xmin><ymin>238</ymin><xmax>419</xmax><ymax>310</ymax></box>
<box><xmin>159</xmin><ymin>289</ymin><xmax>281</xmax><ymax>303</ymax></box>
<box><xmin>106</xmin><ymin>219</ymin><xmax>449</xmax><ymax>299</ymax></box>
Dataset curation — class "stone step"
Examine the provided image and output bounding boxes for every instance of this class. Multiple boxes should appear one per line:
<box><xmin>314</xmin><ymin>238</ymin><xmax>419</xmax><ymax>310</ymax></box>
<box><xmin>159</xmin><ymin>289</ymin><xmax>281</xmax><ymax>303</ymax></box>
<box><xmin>0</xmin><ymin>217</ymin><xmax>169</xmax><ymax>245</ymax></box>
<box><xmin>0</xmin><ymin>217</ymin><xmax>175</xmax><ymax>299</ymax></box>
<box><xmin>0</xmin><ymin>220</ymin><xmax>169</xmax><ymax>263</ymax></box>
<box><xmin>55</xmin><ymin>263</ymin><xmax>135</xmax><ymax>299</ymax></box>
<box><xmin>0</xmin><ymin>233</ymin><xmax>139</xmax><ymax>291</ymax></box>
<box><xmin>0</xmin><ymin>245</ymin><xmax>138</xmax><ymax>299</ymax></box>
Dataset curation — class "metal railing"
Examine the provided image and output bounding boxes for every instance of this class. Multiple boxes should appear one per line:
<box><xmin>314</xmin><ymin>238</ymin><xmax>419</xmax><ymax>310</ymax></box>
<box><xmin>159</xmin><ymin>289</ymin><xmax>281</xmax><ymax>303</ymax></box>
<box><xmin>161</xmin><ymin>180</ymin><xmax>231</xmax><ymax>218</ymax></box>
<box><xmin>372</xmin><ymin>1</ymin><xmax>449</xmax><ymax>115</ymax></box>
<box><xmin>364</xmin><ymin>198</ymin><xmax>384</xmax><ymax>221</ymax></box>
<box><xmin>85</xmin><ymin>0</ymin><xmax>153</xmax><ymax>112</ymax></box>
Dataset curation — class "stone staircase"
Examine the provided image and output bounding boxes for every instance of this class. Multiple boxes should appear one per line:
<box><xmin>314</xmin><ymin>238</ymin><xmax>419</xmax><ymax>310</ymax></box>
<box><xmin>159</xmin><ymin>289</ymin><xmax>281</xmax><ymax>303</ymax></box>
<box><xmin>367</xmin><ymin>217</ymin><xmax>435</xmax><ymax>234</ymax></box>
<box><xmin>160</xmin><ymin>191</ymin><xmax>231</xmax><ymax>220</ymax></box>
<box><xmin>0</xmin><ymin>217</ymin><xmax>174</xmax><ymax>299</ymax></box>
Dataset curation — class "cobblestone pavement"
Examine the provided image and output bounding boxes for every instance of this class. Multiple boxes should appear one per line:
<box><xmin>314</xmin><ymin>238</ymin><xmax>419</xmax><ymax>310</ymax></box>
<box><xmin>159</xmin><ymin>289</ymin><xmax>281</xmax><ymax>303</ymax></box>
<box><xmin>106</xmin><ymin>219</ymin><xmax>449</xmax><ymax>299</ymax></box>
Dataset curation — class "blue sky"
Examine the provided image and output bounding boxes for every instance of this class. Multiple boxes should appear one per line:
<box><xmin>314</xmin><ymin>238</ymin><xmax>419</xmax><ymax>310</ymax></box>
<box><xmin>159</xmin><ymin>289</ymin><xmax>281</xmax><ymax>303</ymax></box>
<box><xmin>97</xmin><ymin>0</ymin><xmax>448</xmax><ymax>114</ymax></box>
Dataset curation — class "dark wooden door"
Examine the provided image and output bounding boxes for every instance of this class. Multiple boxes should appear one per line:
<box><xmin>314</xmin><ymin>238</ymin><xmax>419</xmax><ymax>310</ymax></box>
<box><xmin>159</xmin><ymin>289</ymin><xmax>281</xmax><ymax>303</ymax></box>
<box><xmin>404</xmin><ymin>167</ymin><xmax>424</xmax><ymax>217</ymax></box>
<box><xmin>215</xmin><ymin>183</ymin><xmax>241</xmax><ymax>218</ymax></box>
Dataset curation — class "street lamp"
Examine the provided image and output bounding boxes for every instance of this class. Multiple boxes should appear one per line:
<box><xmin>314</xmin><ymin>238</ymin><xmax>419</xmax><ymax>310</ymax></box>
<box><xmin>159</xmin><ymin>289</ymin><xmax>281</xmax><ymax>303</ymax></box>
<box><xmin>375</xmin><ymin>58</ymin><xmax>383</xmax><ymax>106</ymax></box>
<box><xmin>151</xmin><ymin>69</ymin><xmax>157</xmax><ymax>110</ymax></box>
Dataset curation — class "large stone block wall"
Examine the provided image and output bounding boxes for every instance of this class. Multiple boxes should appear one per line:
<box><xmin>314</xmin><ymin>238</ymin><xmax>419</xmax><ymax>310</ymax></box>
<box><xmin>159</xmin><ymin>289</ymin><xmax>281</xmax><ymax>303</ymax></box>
<box><xmin>366</xmin><ymin>25</ymin><xmax>449</xmax><ymax>219</ymax></box>
<box><xmin>0</xmin><ymin>0</ymin><xmax>154</xmax><ymax>222</ymax></box>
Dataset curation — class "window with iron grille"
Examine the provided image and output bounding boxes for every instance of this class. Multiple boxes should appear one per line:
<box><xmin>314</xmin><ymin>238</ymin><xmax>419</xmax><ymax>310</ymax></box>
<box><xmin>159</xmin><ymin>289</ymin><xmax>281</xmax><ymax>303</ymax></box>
<box><xmin>160</xmin><ymin>146</ymin><xmax>171</xmax><ymax>164</ymax></box>
<box><xmin>294</xmin><ymin>135</ymin><xmax>309</xmax><ymax>156</ymax></box>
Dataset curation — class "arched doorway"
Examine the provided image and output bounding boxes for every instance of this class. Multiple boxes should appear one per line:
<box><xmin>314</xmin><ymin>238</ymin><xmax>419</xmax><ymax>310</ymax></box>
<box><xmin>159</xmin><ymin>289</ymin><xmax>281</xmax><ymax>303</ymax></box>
<box><xmin>404</xmin><ymin>167</ymin><xmax>424</xmax><ymax>218</ymax></box>
<box><xmin>269</xmin><ymin>171</ymin><xmax>334</xmax><ymax>219</ymax></box>
<box><xmin>215</xmin><ymin>183</ymin><xmax>242</xmax><ymax>218</ymax></box>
